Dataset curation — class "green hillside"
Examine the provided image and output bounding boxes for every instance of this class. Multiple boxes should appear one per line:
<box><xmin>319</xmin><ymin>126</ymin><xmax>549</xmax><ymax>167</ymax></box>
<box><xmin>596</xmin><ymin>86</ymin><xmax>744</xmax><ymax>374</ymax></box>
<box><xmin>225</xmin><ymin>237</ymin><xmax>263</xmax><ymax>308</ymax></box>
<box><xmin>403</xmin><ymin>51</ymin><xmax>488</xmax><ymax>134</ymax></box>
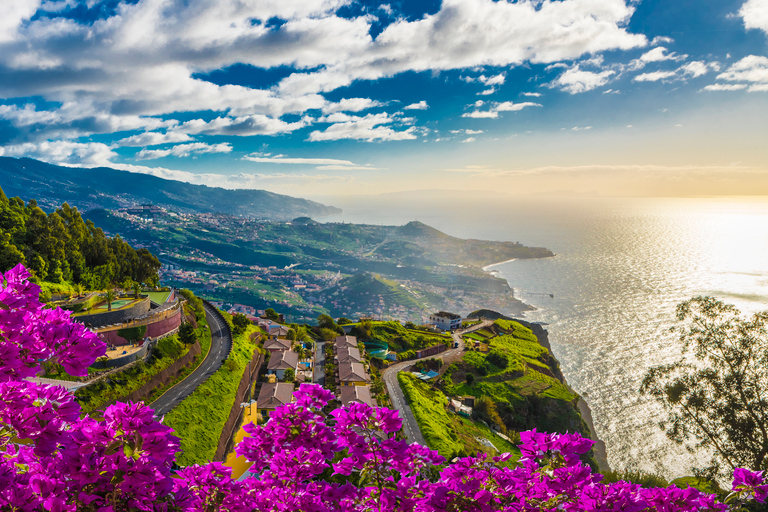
<box><xmin>441</xmin><ymin>320</ymin><xmax>590</xmax><ymax>439</ymax></box>
<box><xmin>0</xmin><ymin>186</ymin><xmax>160</xmax><ymax>293</ymax></box>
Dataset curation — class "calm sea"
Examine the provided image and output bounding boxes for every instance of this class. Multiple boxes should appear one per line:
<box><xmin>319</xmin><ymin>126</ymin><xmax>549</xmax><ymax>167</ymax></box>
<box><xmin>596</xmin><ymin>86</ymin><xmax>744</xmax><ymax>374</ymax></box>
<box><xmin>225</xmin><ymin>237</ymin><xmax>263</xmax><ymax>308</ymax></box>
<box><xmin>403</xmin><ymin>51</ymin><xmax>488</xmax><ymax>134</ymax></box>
<box><xmin>319</xmin><ymin>194</ymin><xmax>768</xmax><ymax>478</ymax></box>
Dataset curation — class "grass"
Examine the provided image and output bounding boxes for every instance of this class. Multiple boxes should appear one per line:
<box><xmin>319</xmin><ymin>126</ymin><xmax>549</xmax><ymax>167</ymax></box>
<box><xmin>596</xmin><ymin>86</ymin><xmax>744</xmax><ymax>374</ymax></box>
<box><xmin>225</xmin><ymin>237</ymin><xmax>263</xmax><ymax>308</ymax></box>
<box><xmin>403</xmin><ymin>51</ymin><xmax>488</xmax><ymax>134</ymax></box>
<box><xmin>74</xmin><ymin>335</ymin><xmax>189</xmax><ymax>415</ymax></box>
<box><xmin>369</xmin><ymin>321</ymin><xmax>449</xmax><ymax>353</ymax></box>
<box><xmin>439</xmin><ymin>320</ymin><xmax>588</xmax><ymax>440</ymax></box>
<box><xmin>398</xmin><ymin>373</ymin><xmax>519</xmax><ymax>460</ymax></box>
<box><xmin>163</xmin><ymin>322</ymin><xmax>259</xmax><ymax>466</ymax></box>
<box><xmin>146</xmin><ymin>316</ymin><xmax>213</xmax><ymax>405</ymax></box>
<box><xmin>145</xmin><ymin>290</ymin><xmax>172</xmax><ymax>304</ymax></box>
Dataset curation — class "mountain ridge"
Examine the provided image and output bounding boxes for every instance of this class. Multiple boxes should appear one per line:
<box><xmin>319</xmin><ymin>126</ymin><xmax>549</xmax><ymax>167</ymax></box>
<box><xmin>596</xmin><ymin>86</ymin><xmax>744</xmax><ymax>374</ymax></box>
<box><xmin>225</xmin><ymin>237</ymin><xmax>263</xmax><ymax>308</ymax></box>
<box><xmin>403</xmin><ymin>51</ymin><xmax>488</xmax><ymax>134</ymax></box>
<box><xmin>0</xmin><ymin>157</ymin><xmax>341</xmax><ymax>221</ymax></box>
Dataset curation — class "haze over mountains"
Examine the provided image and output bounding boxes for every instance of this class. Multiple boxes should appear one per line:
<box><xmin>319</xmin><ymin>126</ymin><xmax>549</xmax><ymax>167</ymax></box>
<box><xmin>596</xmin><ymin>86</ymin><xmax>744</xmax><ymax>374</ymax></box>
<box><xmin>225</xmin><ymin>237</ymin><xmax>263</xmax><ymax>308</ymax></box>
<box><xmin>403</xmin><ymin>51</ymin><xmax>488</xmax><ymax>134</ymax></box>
<box><xmin>0</xmin><ymin>157</ymin><xmax>340</xmax><ymax>220</ymax></box>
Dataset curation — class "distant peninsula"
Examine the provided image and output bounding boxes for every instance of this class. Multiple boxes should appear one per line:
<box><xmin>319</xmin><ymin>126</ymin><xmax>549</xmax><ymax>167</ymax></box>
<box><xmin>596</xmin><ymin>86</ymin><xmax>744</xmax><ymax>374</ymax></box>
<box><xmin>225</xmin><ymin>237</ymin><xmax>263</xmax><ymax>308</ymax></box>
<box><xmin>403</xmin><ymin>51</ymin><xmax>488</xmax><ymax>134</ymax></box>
<box><xmin>84</xmin><ymin>207</ymin><xmax>553</xmax><ymax>322</ymax></box>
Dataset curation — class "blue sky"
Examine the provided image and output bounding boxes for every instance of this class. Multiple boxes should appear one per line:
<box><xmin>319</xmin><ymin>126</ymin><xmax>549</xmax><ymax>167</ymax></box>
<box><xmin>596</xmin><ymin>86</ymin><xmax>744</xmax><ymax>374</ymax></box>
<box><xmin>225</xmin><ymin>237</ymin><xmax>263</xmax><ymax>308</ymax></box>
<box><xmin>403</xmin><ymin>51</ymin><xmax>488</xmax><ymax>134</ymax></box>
<box><xmin>0</xmin><ymin>0</ymin><xmax>767</xmax><ymax>198</ymax></box>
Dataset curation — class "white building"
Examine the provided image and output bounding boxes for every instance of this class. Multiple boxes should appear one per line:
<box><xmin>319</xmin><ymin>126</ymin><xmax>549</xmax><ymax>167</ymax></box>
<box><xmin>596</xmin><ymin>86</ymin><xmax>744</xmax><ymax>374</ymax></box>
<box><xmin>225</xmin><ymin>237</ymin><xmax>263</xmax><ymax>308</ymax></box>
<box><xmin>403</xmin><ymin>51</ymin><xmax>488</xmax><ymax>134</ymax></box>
<box><xmin>428</xmin><ymin>311</ymin><xmax>462</xmax><ymax>331</ymax></box>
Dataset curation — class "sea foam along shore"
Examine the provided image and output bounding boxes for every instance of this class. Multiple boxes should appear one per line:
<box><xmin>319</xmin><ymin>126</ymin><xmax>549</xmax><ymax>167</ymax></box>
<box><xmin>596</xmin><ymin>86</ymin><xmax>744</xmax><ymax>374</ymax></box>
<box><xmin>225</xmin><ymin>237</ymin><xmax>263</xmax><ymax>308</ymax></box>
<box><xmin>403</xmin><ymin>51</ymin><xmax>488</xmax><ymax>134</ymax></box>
<box><xmin>482</xmin><ymin>258</ymin><xmax>517</xmax><ymax>272</ymax></box>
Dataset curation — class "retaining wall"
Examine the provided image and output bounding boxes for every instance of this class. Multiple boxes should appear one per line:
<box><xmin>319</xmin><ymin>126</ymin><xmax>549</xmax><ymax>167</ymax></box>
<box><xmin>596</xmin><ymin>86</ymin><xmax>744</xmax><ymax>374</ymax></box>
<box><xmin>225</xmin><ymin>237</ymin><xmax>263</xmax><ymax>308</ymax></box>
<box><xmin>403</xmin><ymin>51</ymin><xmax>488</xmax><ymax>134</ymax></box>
<box><xmin>75</xmin><ymin>297</ymin><xmax>151</xmax><ymax>328</ymax></box>
<box><xmin>97</xmin><ymin>339</ymin><xmax>202</xmax><ymax>410</ymax></box>
<box><xmin>214</xmin><ymin>349</ymin><xmax>263</xmax><ymax>462</ymax></box>
<box><xmin>96</xmin><ymin>303</ymin><xmax>183</xmax><ymax>346</ymax></box>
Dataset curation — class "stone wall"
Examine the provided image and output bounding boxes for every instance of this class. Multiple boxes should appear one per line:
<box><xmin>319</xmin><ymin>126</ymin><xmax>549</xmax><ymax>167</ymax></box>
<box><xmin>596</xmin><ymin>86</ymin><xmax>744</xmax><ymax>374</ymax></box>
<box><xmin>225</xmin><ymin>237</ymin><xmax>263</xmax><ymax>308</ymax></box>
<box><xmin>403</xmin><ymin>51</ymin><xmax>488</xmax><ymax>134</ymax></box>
<box><xmin>98</xmin><ymin>339</ymin><xmax>202</xmax><ymax>410</ymax></box>
<box><xmin>75</xmin><ymin>297</ymin><xmax>151</xmax><ymax>328</ymax></box>
<box><xmin>214</xmin><ymin>349</ymin><xmax>263</xmax><ymax>461</ymax></box>
<box><xmin>97</xmin><ymin>305</ymin><xmax>183</xmax><ymax>346</ymax></box>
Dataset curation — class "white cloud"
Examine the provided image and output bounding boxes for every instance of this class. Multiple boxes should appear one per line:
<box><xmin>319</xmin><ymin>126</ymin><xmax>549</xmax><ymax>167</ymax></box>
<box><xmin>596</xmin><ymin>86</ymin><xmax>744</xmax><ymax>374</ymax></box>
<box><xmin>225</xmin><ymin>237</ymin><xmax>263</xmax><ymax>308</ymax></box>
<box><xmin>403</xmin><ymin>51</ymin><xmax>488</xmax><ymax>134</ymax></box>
<box><xmin>551</xmin><ymin>66</ymin><xmax>615</xmax><ymax>94</ymax></box>
<box><xmin>639</xmin><ymin>47</ymin><xmax>686</xmax><ymax>63</ymax></box>
<box><xmin>463</xmin><ymin>73</ymin><xmax>506</xmax><ymax>87</ymax></box>
<box><xmin>0</xmin><ymin>0</ymin><xmax>41</xmax><ymax>43</ymax></box>
<box><xmin>708</xmin><ymin>55</ymin><xmax>768</xmax><ymax>91</ymax></box>
<box><xmin>0</xmin><ymin>103</ymin><xmax>174</xmax><ymax>144</ymax></box>
<box><xmin>571</xmin><ymin>126</ymin><xmax>592</xmax><ymax>131</ymax></box>
<box><xmin>135</xmin><ymin>142</ymin><xmax>233</xmax><ymax>160</ymax></box>
<box><xmin>176</xmin><ymin>115</ymin><xmax>309</xmax><ymax>136</ymax></box>
<box><xmin>242</xmin><ymin>153</ymin><xmax>379</xmax><ymax>170</ymax></box>
<box><xmin>308</xmin><ymin>112</ymin><xmax>417</xmax><ymax>142</ymax></box>
<box><xmin>633</xmin><ymin>61</ymin><xmax>719</xmax><ymax>83</ymax></box>
<box><xmin>243</xmin><ymin>155</ymin><xmax>355</xmax><ymax>165</ymax></box>
<box><xmin>633</xmin><ymin>70</ymin><xmax>677</xmax><ymax>82</ymax></box>
<box><xmin>462</xmin><ymin>101</ymin><xmax>542</xmax><ymax>119</ymax></box>
<box><xmin>117</xmin><ymin>131</ymin><xmax>194</xmax><ymax>147</ymax></box>
<box><xmin>522</xmin><ymin>92</ymin><xmax>542</xmax><ymax>97</ymax></box>
<box><xmin>0</xmin><ymin>140</ymin><xmax>117</xmax><ymax>166</ymax></box>
<box><xmin>0</xmin><ymin>0</ymin><xmax>646</xmax><ymax>120</ymax></box>
<box><xmin>403</xmin><ymin>101</ymin><xmax>429</xmax><ymax>110</ymax></box>
<box><xmin>464</xmin><ymin>129</ymin><xmax>484</xmax><ymax>134</ymax></box>
<box><xmin>650</xmin><ymin>36</ymin><xmax>674</xmax><ymax>45</ymax></box>
<box><xmin>462</xmin><ymin>137</ymin><xmax>476</xmax><ymax>143</ymax></box>
<box><xmin>321</xmin><ymin>98</ymin><xmax>383</xmax><ymax>114</ymax></box>
<box><xmin>740</xmin><ymin>0</ymin><xmax>768</xmax><ymax>35</ymax></box>
<box><xmin>680</xmin><ymin>61</ymin><xmax>715</xmax><ymax>78</ymax></box>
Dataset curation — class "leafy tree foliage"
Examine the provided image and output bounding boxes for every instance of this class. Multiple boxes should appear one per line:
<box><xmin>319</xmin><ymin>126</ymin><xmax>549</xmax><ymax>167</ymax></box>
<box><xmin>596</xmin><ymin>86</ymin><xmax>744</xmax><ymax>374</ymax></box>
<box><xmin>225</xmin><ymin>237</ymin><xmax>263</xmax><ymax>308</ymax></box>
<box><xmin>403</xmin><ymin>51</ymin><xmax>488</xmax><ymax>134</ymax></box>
<box><xmin>317</xmin><ymin>313</ymin><xmax>342</xmax><ymax>334</ymax></box>
<box><xmin>283</xmin><ymin>367</ymin><xmax>295</xmax><ymax>383</ymax></box>
<box><xmin>264</xmin><ymin>308</ymin><xmax>280</xmax><ymax>322</ymax></box>
<box><xmin>116</xmin><ymin>325</ymin><xmax>147</xmax><ymax>344</ymax></box>
<box><xmin>178</xmin><ymin>321</ymin><xmax>197</xmax><ymax>345</ymax></box>
<box><xmin>104</xmin><ymin>289</ymin><xmax>117</xmax><ymax>311</ymax></box>
<box><xmin>0</xmin><ymin>187</ymin><xmax>161</xmax><ymax>287</ymax></box>
<box><xmin>641</xmin><ymin>296</ymin><xmax>768</xmax><ymax>479</ymax></box>
<box><xmin>232</xmin><ymin>313</ymin><xmax>251</xmax><ymax>336</ymax></box>
<box><xmin>487</xmin><ymin>351</ymin><xmax>509</xmax><ymax>369</ymax></box>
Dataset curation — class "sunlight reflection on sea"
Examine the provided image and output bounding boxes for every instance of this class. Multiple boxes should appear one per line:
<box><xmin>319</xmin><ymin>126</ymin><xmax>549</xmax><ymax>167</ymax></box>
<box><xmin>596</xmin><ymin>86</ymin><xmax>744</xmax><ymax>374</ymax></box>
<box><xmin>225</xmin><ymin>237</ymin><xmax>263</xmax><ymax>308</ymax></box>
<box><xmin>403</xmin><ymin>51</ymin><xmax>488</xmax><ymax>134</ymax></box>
<box><xmin>321</xmin><ymin>194</ymin><xmax>768</xmax><ymax>479</ymax></box>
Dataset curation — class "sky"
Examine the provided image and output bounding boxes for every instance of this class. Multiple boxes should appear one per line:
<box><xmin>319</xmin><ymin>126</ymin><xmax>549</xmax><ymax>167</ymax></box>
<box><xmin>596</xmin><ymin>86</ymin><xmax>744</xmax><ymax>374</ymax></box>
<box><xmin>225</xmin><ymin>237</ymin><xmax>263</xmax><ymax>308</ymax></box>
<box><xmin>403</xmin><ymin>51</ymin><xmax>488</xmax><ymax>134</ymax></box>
<box><xmin>0</xmin><ymin>0</ymin><xmax>767</xmax><ymax>199</ymax></box>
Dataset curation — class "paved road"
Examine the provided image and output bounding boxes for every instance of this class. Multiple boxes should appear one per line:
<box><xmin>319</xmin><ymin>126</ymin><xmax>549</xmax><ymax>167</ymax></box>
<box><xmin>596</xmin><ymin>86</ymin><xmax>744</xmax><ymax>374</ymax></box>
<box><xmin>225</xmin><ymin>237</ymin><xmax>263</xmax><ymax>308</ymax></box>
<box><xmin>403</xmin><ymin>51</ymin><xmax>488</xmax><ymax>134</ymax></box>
<box><xmin>151</xmin><ymin>302</ymin><xmax>232</xmax><ymax>417</ymax></box>
<box><xmin>314</xmin><ymin>340</ymin><xmax>325</xmax><ymax>385</ymax></box>
<box><xmin>381</xmin><ymin>320</ymin><xmax>493</xmax><ymax>445</ymax></box>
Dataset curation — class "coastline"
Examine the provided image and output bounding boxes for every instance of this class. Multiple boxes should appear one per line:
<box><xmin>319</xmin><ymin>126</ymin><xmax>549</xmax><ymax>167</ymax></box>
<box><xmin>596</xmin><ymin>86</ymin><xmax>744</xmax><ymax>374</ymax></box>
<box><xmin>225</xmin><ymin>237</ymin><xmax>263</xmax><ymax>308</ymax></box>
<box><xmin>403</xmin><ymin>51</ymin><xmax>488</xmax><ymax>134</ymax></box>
<box><xmin>482</xmin><ymin>258</ymin><xmax>517</xmax><ymax>271</ymax></box>
<box><xmin>522</xmin><ymin>320</ymin><xmax>611</xmax><ymax>472</ymax></box>
<box><xmin>577</xmin><ymin>398</ymin><xmax>611</xmax><ymax>472</ymax></box>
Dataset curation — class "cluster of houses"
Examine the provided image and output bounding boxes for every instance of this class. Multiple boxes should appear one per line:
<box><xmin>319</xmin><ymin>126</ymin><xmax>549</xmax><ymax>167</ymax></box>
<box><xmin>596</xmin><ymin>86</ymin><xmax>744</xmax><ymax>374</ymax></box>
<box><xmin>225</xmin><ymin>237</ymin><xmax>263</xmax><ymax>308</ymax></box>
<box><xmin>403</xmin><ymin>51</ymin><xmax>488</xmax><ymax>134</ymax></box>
<box><xmin>254</xmin><ymin>333</ymin><xmax>377</xmax><ymax>421</ymax></box>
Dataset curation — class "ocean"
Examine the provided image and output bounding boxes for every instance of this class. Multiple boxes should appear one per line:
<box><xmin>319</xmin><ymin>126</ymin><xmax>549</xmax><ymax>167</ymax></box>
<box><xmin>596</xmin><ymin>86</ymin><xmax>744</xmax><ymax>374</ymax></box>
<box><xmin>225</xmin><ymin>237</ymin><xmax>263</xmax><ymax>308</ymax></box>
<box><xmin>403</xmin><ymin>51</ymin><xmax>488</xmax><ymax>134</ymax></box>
<box><xmin>319</xmin><ymin>193</ymin><xmax>768</xmax><ymax>479</ymax></box>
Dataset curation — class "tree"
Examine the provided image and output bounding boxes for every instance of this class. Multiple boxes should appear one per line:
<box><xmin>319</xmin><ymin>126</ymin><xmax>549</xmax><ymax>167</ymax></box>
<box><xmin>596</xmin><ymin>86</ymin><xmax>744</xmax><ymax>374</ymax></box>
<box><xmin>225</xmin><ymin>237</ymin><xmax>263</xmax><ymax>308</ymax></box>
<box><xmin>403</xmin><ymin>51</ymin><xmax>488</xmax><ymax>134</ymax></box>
<box><xmin>264</xmin><ymin>308</ymin><xmax>279</xmax><ymax>322</ymax></box>
<box><xmin>317</xmin><ymin>314</ymin><xmax>341</xmax><ymax>333</ymax></box>
<box><xmin>74</xmin><ymin>283</ymin><xmax>84</xmax><ymax>298</ymax></box>
<box><xmin>104</xmin><ymin>289</ymin><xmax>117</xmax><ymax>311</ymax></box>
<box><xmin>283</xmin><ymin>368</ymin><xmax>295</xmax><ymax>383</ymax></box>
<box><xmin>232</xmin><ymin>313</ymin><xmax>251</xmax><ymax>336</ymax></box>
<box><xmin>178</xmin><ymin>322</ymin><xmax>197</xmax><ymax>345</ymax></box>
<box><xmin>116</xmin><ymin>325</ymin><xmax>147</xmax><ymax>344</ymax></box>
<box><xmin>641</xmin><ymin>296</ymin><xmax>768</xmax><ymax>479</ymax></box>
<box><xmin>466</xmin><ymin>373</ymin><xmax>475</xmax><ymax>385</ymax></box>
<box><xmin>132</xmin><ymin>280</ymin><xmax>142</xmax><ymax>299</ymax></box>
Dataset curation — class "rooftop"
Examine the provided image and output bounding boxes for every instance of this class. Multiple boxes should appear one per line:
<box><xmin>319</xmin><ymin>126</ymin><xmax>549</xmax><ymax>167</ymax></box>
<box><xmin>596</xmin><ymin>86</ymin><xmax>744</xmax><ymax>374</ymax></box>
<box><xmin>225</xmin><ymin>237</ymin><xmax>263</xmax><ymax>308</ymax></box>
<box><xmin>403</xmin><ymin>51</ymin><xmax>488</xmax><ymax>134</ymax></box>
<box><xmin>267</xmin><ymin>350</ymin><xmax>299</xmax><ymax>371</ymax></box>
<box><xmin>264</xmin><ymin>338</ymin><xmax>292</xmax><ymax>351</ymax></box>
<box><xmin>334</xmin><ymin>335</ymin><xmax>358</xmax><ymax>348</ymax></box>
<box><xmin>340</xmin><ymin>385</ymin><xmax>376</xmax><ymax>408</ymax></box>
<box><xmin>432</xmin><ymin>311</ymin><xmax>461</xmax><ymax>320</ymax></box>
<box><xmin>336</xmin><ymin>346</ymin><xmax>362</xmax><ymax>364</ymax></box>
<box><xmin>257</xmin><ymin>382</ymin><xmax>295</xmax><ymax>410</ymax></box>
<box><xmin>339</xmin><ymin>361</ymin><xmax>370</xmax><ymax>383</ymax></box>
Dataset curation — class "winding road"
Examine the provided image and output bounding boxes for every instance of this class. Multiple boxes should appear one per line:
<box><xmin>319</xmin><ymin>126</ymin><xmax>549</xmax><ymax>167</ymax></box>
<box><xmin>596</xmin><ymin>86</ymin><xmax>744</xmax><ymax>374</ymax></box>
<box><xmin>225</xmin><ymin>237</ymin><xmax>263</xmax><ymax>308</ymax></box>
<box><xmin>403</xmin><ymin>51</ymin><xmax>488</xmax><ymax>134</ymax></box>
<box><xmin>314</xmin><ymin>340</ymin><xmax>325</xmax><ymax>386</ymax></box>
<box><xmin>151</xmin><ymin>301</ymin><xmax>232</xmax><ymax>418</ymax></box>
<box><xmin>381</xmin><ymin>319</ymin><xmax>493</xmax><ymax>445</ymax></box>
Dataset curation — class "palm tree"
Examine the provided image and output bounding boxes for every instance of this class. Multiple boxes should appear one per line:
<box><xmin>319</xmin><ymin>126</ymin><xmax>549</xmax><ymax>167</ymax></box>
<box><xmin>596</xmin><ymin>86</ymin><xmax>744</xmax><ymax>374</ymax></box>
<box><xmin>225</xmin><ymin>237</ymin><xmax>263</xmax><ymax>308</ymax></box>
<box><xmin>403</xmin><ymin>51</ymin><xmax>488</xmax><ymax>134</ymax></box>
<box><xmin>104</xmin><ymin>289</ymin><xmax>117</xmax><ymax>311</ymax></box>
<box><xmin>74</xmin><ymin>283</ymin><xmax>84</xmax><ymax>298</ymax></box>
<box><xmin>132</xmin><ymin>281</ymin><xmax>141</xmax><ymax>299</ymax></box>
